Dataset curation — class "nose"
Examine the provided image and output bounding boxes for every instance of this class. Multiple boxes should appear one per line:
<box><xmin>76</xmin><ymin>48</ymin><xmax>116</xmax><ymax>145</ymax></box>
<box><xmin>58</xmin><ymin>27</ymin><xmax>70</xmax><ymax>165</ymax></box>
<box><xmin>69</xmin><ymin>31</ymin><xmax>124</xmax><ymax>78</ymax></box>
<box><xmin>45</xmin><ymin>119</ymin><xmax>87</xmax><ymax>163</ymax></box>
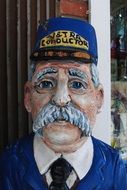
<box><xmin>52</xmin><ymin>84</ymin><xmax>71</xmax><ymax>106</ymax></box>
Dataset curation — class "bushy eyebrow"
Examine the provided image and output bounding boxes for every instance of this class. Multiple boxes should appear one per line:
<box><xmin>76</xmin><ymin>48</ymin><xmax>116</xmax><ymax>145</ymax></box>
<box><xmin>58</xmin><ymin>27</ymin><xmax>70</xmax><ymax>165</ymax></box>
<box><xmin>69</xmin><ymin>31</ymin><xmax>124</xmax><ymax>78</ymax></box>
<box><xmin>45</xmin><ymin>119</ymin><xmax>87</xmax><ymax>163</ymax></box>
<box><xmin>33</xmin><ymin>67</ymin><xmax>58</xmax><ymax>82</ymax></box>
<box><xmin>68</xmin><ymin>68</ymin><xmax>88</xmax><ymax>80</ymax></box>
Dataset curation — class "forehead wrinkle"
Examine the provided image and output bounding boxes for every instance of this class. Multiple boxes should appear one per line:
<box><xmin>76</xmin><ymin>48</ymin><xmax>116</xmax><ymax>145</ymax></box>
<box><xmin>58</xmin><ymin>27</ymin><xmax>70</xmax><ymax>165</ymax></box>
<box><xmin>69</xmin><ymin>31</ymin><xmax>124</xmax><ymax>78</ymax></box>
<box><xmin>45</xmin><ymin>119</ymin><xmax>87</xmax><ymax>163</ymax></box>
<box><xmin>33</xmin><ymin>67</ymin><xmax>58</xmax><ymax>82</ymax></box>
<box><xmin>68</xmin><ymin>68</ymin><xmax>88</xmax><ymax>80</ymax></box>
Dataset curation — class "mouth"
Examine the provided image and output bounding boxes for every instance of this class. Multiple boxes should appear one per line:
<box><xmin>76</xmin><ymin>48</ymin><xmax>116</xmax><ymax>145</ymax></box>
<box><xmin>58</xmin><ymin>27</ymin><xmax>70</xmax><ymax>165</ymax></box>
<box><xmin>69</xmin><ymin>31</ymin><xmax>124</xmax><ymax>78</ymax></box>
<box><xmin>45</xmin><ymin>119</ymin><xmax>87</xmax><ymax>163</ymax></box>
<box><xmin>50</xmin><ymin>118</ymin><xmax>72</xmax><ymax>125</ymax></box>
<box><xmin>55</xmin><ymin>119</ymin><xmax>68</xmax><ymax>123</ymax></box>
<box><xmin>55</xmin><ymin>120</ymin><xmax>69</xmax><ymax>124</ymax></box>
<box><xmin>47</xmin><ymin>120</ymin><xmax>72</xmax><ymax>127</ymax></box>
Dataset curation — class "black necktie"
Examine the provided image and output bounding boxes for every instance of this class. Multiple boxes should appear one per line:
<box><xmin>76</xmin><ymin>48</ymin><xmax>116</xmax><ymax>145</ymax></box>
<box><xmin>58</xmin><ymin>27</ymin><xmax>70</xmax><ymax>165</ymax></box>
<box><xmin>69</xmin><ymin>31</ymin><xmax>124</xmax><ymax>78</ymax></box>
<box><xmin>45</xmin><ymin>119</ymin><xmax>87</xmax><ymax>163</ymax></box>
<box><xmin>49</xmin><ymin>158</ymin><xmax>72</xmax><ymax>190</ymax></box>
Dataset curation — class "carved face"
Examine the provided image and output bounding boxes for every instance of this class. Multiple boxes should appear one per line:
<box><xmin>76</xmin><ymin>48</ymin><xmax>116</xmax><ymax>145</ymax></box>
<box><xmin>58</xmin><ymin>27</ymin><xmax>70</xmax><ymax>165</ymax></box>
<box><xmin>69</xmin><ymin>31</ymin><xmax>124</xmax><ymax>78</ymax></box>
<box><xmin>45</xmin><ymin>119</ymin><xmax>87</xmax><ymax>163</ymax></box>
<box><xmin>24</xmin><ymin>61</ymin><xmax>103</xmax><ymax>152</ymax></box>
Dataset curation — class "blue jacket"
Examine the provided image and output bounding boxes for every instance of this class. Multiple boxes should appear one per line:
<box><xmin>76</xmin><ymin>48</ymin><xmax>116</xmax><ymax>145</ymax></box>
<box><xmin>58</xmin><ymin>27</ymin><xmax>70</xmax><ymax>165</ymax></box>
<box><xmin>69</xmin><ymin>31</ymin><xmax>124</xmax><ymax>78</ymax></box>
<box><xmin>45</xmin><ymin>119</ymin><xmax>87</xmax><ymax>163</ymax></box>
<box><xmin>0</xmin><ymin>133</ymin><xmax>127</xmax><ymax>190</ymax></box>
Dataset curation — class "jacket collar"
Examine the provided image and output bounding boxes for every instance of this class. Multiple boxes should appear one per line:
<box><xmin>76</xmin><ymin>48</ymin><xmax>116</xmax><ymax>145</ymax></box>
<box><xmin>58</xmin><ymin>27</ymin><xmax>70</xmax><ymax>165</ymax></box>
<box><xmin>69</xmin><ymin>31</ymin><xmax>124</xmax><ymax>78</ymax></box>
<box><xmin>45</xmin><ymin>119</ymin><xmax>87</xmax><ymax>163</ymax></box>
<box><xmin>18</xmin><ymin>134</ymin><xmax>106</xmax><ymax>190</ymax></box>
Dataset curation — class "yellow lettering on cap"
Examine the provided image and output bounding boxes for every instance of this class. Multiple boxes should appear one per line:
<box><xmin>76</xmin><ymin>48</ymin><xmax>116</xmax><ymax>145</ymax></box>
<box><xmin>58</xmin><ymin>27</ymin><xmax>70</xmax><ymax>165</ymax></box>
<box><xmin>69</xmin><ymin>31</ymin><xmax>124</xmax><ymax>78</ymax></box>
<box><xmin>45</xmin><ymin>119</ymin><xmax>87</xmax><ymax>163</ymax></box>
<box><xmin>40</xmin><ymin>30</ymin><xmax>89</xmax><ymax>50</ymax></box>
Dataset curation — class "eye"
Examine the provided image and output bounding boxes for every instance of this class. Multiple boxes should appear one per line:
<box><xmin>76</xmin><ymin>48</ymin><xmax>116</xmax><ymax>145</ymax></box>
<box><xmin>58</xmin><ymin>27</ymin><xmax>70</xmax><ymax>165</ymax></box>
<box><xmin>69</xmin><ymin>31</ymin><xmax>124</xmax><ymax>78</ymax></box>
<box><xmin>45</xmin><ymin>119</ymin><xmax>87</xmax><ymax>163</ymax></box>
<box><xmin>69</xmin><ymin>81</ymin><xmax>86</xmax><ymax>89</ymax></box>
<box><xmin>70</xmin><ymin>81</ymin><xmax>83</xmax><ymax>89</ymax></box>
<box><xmin>69</xmin><ymin>80</ymin><xmax>88</xmax><ymax>94</ymax></box>
<box><xmin>34</xmin><ymin>80</ymin><xmax>55</xmax><ymax>93</ymax></box>
<box><xmin>37</xmin><ymin>81</ymin><xmax>54</xmax><ymax>89</ymax></box>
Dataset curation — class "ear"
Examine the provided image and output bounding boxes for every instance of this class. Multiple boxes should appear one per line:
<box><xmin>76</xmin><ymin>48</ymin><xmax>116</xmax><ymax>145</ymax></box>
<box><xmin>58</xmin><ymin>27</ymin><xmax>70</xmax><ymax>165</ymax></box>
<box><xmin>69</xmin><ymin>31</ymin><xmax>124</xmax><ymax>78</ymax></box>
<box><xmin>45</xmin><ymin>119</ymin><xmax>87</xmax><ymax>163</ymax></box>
<box><xmin>24</xmin><ymin>81</ymin><xmax>32</xmax><ymax>113</ymax></box>
<box><xmin>95</xmin><ymin>84</ymin><xmax>104</xmax><ymax>113</ymax></box>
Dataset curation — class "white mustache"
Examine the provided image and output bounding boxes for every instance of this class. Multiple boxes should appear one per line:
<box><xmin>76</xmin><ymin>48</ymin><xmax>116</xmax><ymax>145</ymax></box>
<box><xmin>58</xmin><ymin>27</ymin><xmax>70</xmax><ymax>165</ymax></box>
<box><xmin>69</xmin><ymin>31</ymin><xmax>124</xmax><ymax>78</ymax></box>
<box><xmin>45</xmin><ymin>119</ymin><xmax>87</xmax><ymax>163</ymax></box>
<box><xmin>33</xmin><ymin>102</ymin><xmax>91</xmax><ymax>136</ymax></box>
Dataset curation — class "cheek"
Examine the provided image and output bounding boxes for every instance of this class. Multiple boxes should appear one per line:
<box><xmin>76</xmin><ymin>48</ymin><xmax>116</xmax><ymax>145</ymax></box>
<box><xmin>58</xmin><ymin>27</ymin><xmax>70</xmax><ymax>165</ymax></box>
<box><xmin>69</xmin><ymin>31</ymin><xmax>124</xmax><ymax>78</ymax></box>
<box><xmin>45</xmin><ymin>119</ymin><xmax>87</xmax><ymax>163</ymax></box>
<box><xmin>83</xmin><ymin>104</ymin><xmax>98</xmax><ymax>125</ymax></box>
<box><xmin>30</xmin><ymin>93</ymin><xmax>51</xmax><ymax>119</ymax></box>
<box><xmin>72</xmin><ymin>94</ymin><xmax>98</xmax><ymax>124</ymax></box>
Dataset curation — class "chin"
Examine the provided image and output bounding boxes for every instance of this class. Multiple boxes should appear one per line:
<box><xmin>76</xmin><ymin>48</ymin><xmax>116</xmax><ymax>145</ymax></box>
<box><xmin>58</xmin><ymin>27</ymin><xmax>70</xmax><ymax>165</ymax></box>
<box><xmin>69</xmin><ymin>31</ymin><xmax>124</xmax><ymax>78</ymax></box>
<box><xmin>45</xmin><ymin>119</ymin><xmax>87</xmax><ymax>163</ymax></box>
<box><xmin>44</xmin><ymin>130</ymin><xmax>79</xmax><ymax>145</ymax></box>
<box><xmin>43</xmin><ymin>122</ymin><xmax>81</xmax><ymax>144</ymax></box>
<box><xmin>41</xmin><ymin>121</ymin><xmax>87</xmax><ymax>153</ymax></box>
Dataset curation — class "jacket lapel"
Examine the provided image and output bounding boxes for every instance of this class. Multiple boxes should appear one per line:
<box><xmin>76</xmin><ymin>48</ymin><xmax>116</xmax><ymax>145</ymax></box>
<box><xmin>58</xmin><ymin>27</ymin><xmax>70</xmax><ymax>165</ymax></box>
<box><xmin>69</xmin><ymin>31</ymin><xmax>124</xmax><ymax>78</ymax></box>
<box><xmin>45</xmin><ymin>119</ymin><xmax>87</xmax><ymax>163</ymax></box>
<box><xmin>24</xmin><ymin>162</ymin><xmax>46</xmax><ymax>190</ymax></box>
<box><xmin>77</xmin><ymin>136</ymin><xmax>106</xmax><ymax>190</ymax></box>
<box><xmin>18</xmin><ymin>133</ymin><xmax>47</xmax><ymax>190</ymax></box>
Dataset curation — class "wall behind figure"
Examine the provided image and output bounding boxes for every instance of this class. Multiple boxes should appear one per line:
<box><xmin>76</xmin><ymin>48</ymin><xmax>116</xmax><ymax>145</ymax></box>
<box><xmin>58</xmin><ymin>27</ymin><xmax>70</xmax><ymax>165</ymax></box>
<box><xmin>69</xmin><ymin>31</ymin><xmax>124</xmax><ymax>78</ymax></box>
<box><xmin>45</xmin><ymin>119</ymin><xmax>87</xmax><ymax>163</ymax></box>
<box><xmin>90</xmin><ymin>0</ymin><xmax>111</xmax><ymax>144</ymax></box>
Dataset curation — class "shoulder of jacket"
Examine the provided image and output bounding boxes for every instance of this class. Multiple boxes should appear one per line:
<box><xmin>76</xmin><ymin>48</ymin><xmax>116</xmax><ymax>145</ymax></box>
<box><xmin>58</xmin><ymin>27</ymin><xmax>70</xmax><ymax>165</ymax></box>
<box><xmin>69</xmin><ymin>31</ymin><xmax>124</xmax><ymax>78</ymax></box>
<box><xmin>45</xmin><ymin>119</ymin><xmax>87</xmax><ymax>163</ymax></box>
<box><xmin>0</xmin><ymin>133</ymin><xmax>34</xmax><ymax>171</ymax></box>
<box><xmin>92</xmin><ymin>136</ymin><xmax>120</xmax><ymax>161</ymax></box>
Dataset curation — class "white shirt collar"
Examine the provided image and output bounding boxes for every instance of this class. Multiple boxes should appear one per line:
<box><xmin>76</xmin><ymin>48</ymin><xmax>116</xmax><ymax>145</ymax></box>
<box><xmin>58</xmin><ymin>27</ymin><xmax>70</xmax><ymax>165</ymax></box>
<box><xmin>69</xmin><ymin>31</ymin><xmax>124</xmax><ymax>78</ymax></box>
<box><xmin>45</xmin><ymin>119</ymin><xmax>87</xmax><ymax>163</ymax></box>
<box><xmin>34</xmin><ymin>134</ymin><xmax>93</xmax><ymax>180</ymax></box>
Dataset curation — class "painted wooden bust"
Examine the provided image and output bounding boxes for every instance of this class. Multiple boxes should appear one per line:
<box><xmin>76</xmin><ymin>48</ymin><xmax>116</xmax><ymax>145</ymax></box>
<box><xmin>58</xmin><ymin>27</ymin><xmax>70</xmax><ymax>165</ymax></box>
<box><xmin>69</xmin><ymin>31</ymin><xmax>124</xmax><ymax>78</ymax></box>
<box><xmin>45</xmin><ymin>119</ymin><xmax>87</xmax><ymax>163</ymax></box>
<box><xmin>0</xmin><ymin>17</ymin><xmax>127</xmax><ymax>190</ymax></box>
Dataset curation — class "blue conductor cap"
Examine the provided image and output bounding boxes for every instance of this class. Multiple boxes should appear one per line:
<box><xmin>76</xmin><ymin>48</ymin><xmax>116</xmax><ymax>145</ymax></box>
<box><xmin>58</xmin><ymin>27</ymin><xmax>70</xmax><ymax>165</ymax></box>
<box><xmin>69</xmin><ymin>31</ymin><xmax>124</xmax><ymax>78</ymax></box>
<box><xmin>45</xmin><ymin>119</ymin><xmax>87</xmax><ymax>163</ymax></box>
<box><xmin>30</xmin><ymin>17</ymin><xmax>98</xmax><ymax>65</ymax></box>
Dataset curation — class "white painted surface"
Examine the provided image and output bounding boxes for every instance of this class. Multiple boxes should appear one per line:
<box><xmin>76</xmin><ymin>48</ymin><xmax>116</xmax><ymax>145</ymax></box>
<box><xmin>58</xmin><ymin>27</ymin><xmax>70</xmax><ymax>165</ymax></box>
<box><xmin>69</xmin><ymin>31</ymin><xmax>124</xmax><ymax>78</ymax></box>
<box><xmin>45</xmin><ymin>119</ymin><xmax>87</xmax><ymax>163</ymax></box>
<box><xmin>90</xmin><ymin>0</ymin><xmax>111</xmax><ymax>144</ymax></box>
